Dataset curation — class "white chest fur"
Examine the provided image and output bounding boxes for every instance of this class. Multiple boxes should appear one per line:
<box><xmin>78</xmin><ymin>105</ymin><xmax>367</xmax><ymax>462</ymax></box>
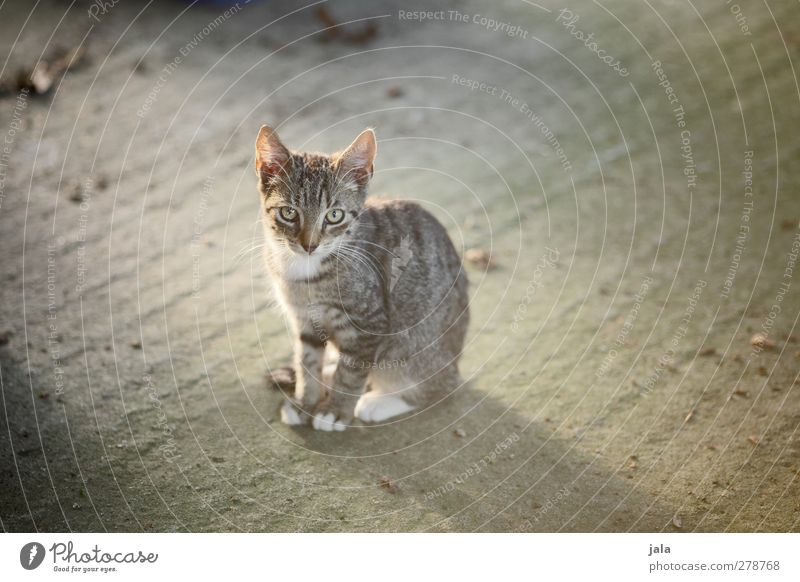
<box><xmin>284</xmin><ymin>252</ymin><xmax>326</xmax><ymax>281</ymax></box>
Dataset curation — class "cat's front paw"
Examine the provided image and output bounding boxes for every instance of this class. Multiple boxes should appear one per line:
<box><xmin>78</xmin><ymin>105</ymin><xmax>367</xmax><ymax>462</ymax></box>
<box><xmin>280</xmin><ymin>400</ymin><xmax>309</xmax><ymax>426</ymax></box>
<box><xmin>310</xmin><ymin>401</ymin><xmax>353</xmax><ymax>432</ymax></box>
<box><xmin>311</xmin><ymin>412</ymin><xmax>348</xmax><ymax>432</ymax></box>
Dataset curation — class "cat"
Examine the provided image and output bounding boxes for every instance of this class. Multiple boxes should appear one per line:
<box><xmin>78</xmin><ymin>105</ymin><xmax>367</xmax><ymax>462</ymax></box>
<box><xmin>256</xmin><ymin>125</ymin><xmax>469</xmax><ymax>431</ymax></box>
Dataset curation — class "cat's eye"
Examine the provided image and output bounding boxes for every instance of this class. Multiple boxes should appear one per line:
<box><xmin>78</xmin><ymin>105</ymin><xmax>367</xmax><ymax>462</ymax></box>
<box><xmin>325</xmin><ymin>208</ymin><xmax>345</xmax><ymax>225</ymax></box>
<box><xmin>278</xmin><ymin>206</ymin><xmax>298</xmax><ymax>222</ymax></box>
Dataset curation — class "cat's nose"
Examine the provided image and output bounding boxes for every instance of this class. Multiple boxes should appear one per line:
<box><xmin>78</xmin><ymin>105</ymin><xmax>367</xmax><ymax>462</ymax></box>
<box><xmin>302</xmin><ymin>242</ymin><xmax>318</xmax><ymax>254</ymax></box>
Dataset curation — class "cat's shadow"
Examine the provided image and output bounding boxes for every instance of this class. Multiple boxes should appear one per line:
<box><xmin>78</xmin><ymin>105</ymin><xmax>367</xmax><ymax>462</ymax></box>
<box><xmin>263</xmin><ymin>374</ymin><xmax>676</xmax><ymax>532</ymax></box>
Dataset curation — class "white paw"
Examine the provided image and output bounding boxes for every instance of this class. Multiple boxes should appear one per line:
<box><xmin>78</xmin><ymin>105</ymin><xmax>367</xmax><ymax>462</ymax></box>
<box><xmin>355</xmin><ymin>392</ymin><xmax>415</xmax><ymax>423</ymax></box>
<box><xmin>280</xmin><ymin>402</ymin><xmax>304</xmax><ymax>425</ymax></box>
<box><xmin>312</xmin><ymin>412</ymin><xmax>347</xmax><ymax>432</ymax></box>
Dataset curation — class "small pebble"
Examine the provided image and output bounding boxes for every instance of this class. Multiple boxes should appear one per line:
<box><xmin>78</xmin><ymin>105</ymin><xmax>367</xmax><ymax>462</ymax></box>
<box><xmin>750</xmin><ymin>333</ymin><xmax>776</xmax><ymax>349</ymax></box>
<box><xmin>464</xmin><ymin>248</ymin><xmax>495</xmax><ymax>270</ymax></box>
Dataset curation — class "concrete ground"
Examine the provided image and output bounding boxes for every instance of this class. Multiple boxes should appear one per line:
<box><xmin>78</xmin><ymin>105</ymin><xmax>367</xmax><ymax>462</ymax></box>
<box><xmin>1</xmin><ymin>0</ymin><xmax>799</xmax><ymax>532</ymax></box>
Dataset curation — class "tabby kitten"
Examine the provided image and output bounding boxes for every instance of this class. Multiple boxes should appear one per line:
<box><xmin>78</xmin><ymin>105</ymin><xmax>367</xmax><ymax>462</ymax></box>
<box><xmin>256</xmin><ymin>125</ymin><xmax>469</xmax><ymax>431</ymax></box>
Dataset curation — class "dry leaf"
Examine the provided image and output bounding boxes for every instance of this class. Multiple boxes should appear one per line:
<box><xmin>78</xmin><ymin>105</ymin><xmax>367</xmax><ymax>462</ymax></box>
<box><xmin>3</xmin><ymin>44</ymin><xmax>88</xmax><ymax>96</ymax></box>
<box><xmin>314</xmin><ymin>7</ymin><xmax>378</xmax><ymax>45</ymax></box>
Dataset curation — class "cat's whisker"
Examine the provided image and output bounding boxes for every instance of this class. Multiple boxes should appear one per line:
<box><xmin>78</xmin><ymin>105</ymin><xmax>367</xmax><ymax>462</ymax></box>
<box><xmin>331</xmin><ymin>244</ymin><xmax>372</xmax><ymax>273</ymax></box>
<box><xmin>334</xmin><ymin>245</ymin><xmax>389</xmax><ymax>287</ymax></box>
<box><xmin>342</xmin><ymin>238</ymin><xmax>399</xmax><ymax>256</ymax></box>
<box><xmin>233</xmin><ymin>239</ymin><xmax>268</xmax><ymax>265</ymax></box>
<box><xmin>337</xmin><ymin>241</ymin><xmax>397</xmax><ymax>265</ymax></box>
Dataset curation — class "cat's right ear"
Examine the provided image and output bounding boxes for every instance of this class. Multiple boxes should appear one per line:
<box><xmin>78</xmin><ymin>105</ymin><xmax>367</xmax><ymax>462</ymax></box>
<box><xmin>255</xmin><ymin>125</ymin><xmax>291</xmax><ymax>185</ymax></box>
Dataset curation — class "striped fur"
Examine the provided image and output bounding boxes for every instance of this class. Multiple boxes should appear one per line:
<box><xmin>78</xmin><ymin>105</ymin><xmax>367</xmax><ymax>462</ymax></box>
<box><xmin>256</xmin><ymin>126</ymin><xmax>469</xmax><ymax>430</ymax></box>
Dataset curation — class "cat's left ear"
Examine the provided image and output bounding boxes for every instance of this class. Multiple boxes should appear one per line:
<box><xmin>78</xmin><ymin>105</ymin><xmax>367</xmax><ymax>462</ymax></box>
<box><xmin>337</xmin><ymin>128</ymin><xmax>377</xmax><ymax>188</ymax></box>
<box><xmin>255</xmin><ymin>125</ymin><xmax>291</xmax><ymax>184</ymax></box>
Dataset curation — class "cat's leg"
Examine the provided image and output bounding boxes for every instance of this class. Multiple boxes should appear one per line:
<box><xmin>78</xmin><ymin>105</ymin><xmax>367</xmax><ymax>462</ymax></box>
<box><xmin>311</xmin><ymin>336</ymin><xmax>379</xmax><ymax>431</ymax></box>
<box><xmin>321</xmin><ymin>343</ymin><xmax>339</xmax><ymax>384</ymax></box>
<box><xmin>356</xmin><ymin>319</ymin><xmax>466</xmax><ymax>423</ymax></box>
<box><xmin>403</xmin><ymin>315</ymin><xmax>467</xmax><ymax>412</ymax></box>
<box><xmin>408</xmin><ymin>362</ymin><xmax>463</xmax><ymax>409</ymax></box>
<box><xmin>359</xmin><ymin>336</ymin><xmax>464</xmax><ymax>423</ymax></box>
<box><xmin>280</xmin><ymin>326</ymin><xmax>327</xmax><ymax>426</ymax></box>
<box><xmin>354</xmin><ymin>365</ymin><xmax>416</xmax><ymax>423</ymax></box>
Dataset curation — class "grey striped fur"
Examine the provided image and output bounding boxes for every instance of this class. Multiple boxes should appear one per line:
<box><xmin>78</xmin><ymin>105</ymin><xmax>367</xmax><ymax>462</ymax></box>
<box><xmin>256</xmin><ymin>126</ymin><xmax>469</xmax><ymax>430</ymax></box>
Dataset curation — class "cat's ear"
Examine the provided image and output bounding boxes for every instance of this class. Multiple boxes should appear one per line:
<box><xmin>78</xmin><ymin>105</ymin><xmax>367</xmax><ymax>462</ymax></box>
<box><xmin>337</xmin><ymin>128</ymin><xmax>376</xmax><ymax>188</ymax></box>
<box><xmin>255</xmin><ymin>125</ymin><xmax>291</xmax><ymax>184</ymax></box>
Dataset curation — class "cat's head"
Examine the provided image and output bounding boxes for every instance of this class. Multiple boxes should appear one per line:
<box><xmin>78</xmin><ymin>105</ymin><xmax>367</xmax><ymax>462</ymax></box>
<box><xmin>255</xmin><ymin>125</ymin><xmax>376</xmax><ymax>261</ymax></box>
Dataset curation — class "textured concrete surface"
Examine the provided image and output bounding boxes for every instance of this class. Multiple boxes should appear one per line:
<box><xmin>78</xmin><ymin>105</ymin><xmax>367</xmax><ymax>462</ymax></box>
<box><xmin>1</xmin><ymin>0</ymin><xmax>799</xmax><ymax>532</ymax></box>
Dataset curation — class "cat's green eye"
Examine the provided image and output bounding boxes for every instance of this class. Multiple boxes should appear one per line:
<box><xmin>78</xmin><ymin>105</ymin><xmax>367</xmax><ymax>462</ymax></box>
<box><xmin>278</xmin><ymin>207</ymin><xmax>298</xmax><ymax>222</ymax></box>
<box><xmin>325</xmin><ymin>208</ymin><xmax>345</xmax><ymax>225</ymax></box>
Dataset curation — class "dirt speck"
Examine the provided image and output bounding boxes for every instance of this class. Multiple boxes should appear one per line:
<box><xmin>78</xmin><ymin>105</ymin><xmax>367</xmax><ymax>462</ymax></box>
<box><xmin>378</xmin><ymin>475</ymin><xmax>398</xmax><ymax>494</ymax></box>
<box><xmin>465</xmin><ymin>248</ymin><xmax>495</xmax><ymax>270</ymax></box>
<box><xmin>314</xmin><ymin>7</ymin><xmax>378</xmax><ymax>45</ymax></box>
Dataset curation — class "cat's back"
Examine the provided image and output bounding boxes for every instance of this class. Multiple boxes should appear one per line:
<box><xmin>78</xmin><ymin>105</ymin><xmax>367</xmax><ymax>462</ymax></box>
<box><xmin>360</xmin><ymin>198</ymin><xmax>455</xmax><ymax>247</ymax></box>
<box><xmin>357</xmin><ymin>198</ymin><xmax>467</xmax><ymax>298</ymax></box>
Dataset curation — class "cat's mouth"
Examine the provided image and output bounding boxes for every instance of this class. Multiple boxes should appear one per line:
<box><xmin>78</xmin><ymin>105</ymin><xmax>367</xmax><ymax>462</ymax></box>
<box><xmin>282</xmin><ymin>243</ymin><xmax>333</xmax><ymax>280</ymax></box>
<box><xmin>289</xmin><ymin>242</ymin><xmax>322</xmax><ymax>256</ymax></box>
